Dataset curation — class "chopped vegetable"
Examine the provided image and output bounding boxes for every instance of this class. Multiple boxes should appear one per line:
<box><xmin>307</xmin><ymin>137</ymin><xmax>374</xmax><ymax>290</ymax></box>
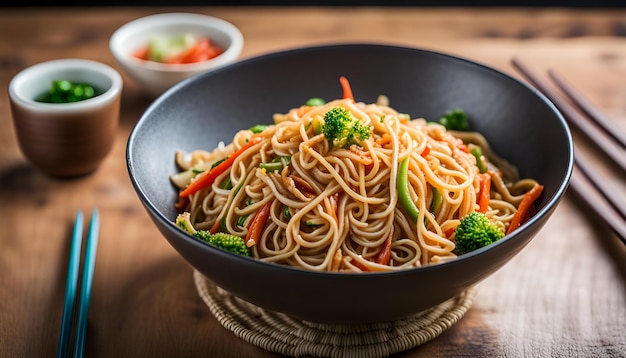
<box><xmin>220</xmin><ymin>175</ymin><xmax>233</xmax><ymax>190</ymax></box>
<box><xmin>322</xmin><ymin>107</ymin><xmax>371</xmax><ymax>148</ymax></box>
<box><xmin>283</xmin><ymin>205</ymin><xmax>292</xmax><ymax>219</ymax></box>
<box><xmin>470</xmin><ymin>145</ymin><xmax>488</xmax><ymax>173</ymax></box>
<box><xmin>179</xmin><ymin>137</ymin><xmax>262</xmax><ymax>198</ymax></box>
<box><xmin>439</xmin><ymin>108</ymin><xmax>469</xmax><ymax>131</ymax></box>
<box><xmin>209</xmin><ymin>217</ymin><xmax>222</xmax><ymax>234</ymax></box>
<box><xmin>133</xmin><ymin>33</ymin><xmax>223</xmax><ymax>64</ymax></box>
<box><xmin>259</xmin><ymin>156</ymin><xmax>291</xmax><ymax>172</ymax></box>
<box><xmin>397</xmin><ymin>156</ymin><xmax>419</xmax><ymax>224</ymax></box>
<box><xmin>170</xmin><ymin>167</ymin><xmax>203</xmax><ymax>188</ymax></box>
<box><xmin>477</xmin><ymin>172</ymin><xmax>491</xmax><ymax>213</ymax></box>
<box><xmin>194</xmin><ymin>231</ymin><xmax>251</xmax><ymax>256</ymax></box>
<box><xmin>430</xmin><ymin>186</ymin><xmax>443</xmax><ymax>214</ymax></box>
<box><xmin>310</xmin><ymin>116</ymin><xmax>324</xmax><ymax>135</ymax></box>
<box><xmin>339</xmin><ymin>76</ymin><xmax>354</xmax><ymax>101</ymax></box>
<box><xmin>210</xmin><ymin>157</ymin><xmax>227</xmax><ymax>169</ymax></box>
<box><xmin>506</xmin><ymin>184</ymin><xmax>544</xmax><ymax>234</ymax></box>
<box><xmin>147</xmin><ymin>33</ymin><xmax>195</xmax><ymax>62</ymax></box>
<box><xmin>245</xmin><ymin>201</ymin><xmax>272</xmax><ymax>247</ymax></box>
<box><xmin>210</xmin><ymin>180</ymin><xmax>245</xmax><ymax>234</ymax></box>
<box><xmin>36</xmin><ymin>80</ymin><xmax>101</xmax><ymax>103</ymax></box>
<box><xmin>175</xmin><ymin>37</ymin><xmax>222</xmax><ymax>64</ymax></box>
<box><xmin>374</xmin><ymin>229</ymin><xmax>393</xmax><ymax>265</ymax></box>
<box><xmin>305</xmin><ymin>98</ymin><xmax>326</xmax><ymax>106</ymax></box>
<box><xmin>249</xmin><ymin>124</ymin><xmax>269</xmax><ymax>134</ymax></box>
<box><xmin>175</xmin><ymin>212</ymin><xmax>197</xmax><ymax>234</ymax></box>
<box><xmin>454</xmin><ymin>212</ymin><xmax>504</xmax><ymax>255</ymax></box>
<box><xmin>176</xmin><ymin>212</ymin><xmax>250</xmax><ymax>256</ymax></box>
<box><xmin>237</xmin><ymin>214</ymin><xmax>248</xmax><ymax>227</ymax></box>
<box><xmin>351</xmin><ymin>259</ymin><xmax>370</xmax><ymax>272</ymax></box>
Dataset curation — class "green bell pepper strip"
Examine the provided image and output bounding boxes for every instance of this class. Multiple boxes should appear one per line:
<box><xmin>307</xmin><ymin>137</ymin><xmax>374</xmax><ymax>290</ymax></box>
<box><xmin>430</xmin><ymin>186</ymin><xmax>442</xmax><ymax>214</ymax></box>
<box><xmin>398</xmin><ymin>156</ymin><xmax>419</xmax><ymax>224</ymax></box>
<box><xmin>259</xmin><ymin>156</ymin><xmax>291</xmax><ymax>172</ymax></box>
<box><xmin>236</xmin><ymin>214</ymin><xmax>248</xmax><ymax>227</ymax></box>
<box><xmin>283</xmin><ymin>205</ymin><xmax>292</xmax><ymax>219</ymax></box>
<box><xmin>469</xmin><ymin>146</ymin><xmax>488</xmax><ymax>174</ymax></box>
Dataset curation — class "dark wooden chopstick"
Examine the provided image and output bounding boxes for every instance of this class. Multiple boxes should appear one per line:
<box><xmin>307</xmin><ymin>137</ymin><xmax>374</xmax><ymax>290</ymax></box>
<box><xmin>569</xmin><ymin>166</ymin><xmax>626</xmax><ymax>245</ymax></box>
<box><xmin>57</xmin><ymin>208</ymin><xmax>100</xmax><ymax>358</ymax></box>
<box><xmin>511</xmin><ymin>57</ymin><xmax>626</xmax><ymax>173</ymax></box>
<box><xmin>511</xmin><ymin>58</ymin><xmax>625</xmax><ymax>245</ymax></box>
<box><xmin>548</xmin><ymin>69</ymin><xmax>626</xmax><ymax>149</ymax></box>
<box><xmin>574</xmin><ymin>145</ymin><xmax>626</xmax><ymax>220</ymax></box>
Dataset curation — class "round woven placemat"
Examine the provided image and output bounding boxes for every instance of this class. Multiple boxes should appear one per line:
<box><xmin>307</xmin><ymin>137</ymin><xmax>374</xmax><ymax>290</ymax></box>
<box><xmin>194</xmin><ymin>270</ymin><xmax>477</xmax><ymax>358</ymax></box>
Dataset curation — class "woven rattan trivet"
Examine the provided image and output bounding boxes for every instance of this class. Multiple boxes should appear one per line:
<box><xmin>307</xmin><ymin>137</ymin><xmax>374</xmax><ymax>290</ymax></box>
<box><xmin>194</xmin><ymin>270</ymin><xmax>476</xmax><ymax>358</ymax></box>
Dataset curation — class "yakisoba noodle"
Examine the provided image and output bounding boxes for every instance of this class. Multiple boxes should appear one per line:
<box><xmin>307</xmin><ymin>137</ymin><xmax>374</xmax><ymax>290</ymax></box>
<box><xmin>171</xmin><ymin>87</ymin><xmax>542</xmax><ymax>272</ymax></box>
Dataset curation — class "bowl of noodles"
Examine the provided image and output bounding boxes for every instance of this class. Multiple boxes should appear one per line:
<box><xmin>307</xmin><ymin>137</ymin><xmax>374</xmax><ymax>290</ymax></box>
<box><xmin>127</xmin><ymin>44</ymin><xmax>573</xmax><ymax>324</ymax></box>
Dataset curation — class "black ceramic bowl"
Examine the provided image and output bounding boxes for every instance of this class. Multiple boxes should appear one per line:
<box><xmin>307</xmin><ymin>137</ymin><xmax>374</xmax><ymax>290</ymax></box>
<box><xmin>127</xmin><ymin>44</ymin><xmax>573</xmax><ymax>324</ymax></box>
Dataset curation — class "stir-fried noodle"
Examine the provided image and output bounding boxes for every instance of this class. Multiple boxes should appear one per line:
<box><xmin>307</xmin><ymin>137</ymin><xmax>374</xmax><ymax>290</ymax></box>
<box><xmin>171</xmin><ymin>89</ymin><xmax>542</xmax><ymax>272</ymax></box>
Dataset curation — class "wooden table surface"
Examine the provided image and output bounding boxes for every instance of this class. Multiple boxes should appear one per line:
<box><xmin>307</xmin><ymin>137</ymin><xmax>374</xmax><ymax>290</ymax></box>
<box><xmin>1</xmin><ymin>6</ymin><xmax>625</xmax><ymax>357</ymax></box>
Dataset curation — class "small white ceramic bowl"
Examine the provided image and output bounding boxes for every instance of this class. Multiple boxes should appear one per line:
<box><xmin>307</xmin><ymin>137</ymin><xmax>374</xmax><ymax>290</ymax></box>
<box><xmin>110</xmin><ymin>12</ymin><xmax>243</xmax><ymax>97</ymax></box>
<box><xmin>9</xmin><ymin>58</ymin><xmax>123</xmax><ymax>177</ymax></box>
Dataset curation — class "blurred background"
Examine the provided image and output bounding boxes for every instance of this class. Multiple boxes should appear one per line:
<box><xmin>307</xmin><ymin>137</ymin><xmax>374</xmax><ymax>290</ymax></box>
<box><xmin>4</xmin><ymin>0</ymin><xmax>624</xmax><ymax>7</ymax></box>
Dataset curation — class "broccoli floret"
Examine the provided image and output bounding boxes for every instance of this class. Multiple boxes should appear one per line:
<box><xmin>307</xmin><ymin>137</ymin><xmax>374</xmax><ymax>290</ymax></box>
<box><xmin>323</xmin><ymin>107</ymin><xmax>371</xmax><ymax>148</ymax></box>
<box><xmin>176</xmin><ymin>212</ymin><xmax>250</xmax><ymax>256</ymax></box>
<box><xmin>197</xmin><ymin>232</ymin><xmax>251</xmax><ymax>257</ymax></box>
<box><xmin>176</xmin><ymin>212</ymin><xmax>197</xmax><ymax>234</ymax></box>
<box><xmin>454</xmin><ymin>212</ymin><xmax>504</xmax><ymax>255</ymax></box>
<box><xmin>439</xmin><ymin>108</ymin><xmax>469</xmax><ymax>131</ymax></box>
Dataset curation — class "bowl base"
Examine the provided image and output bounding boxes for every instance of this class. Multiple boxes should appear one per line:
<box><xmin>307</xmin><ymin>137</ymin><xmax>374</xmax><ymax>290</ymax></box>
<box><xmin>194</xmin><ymin>270</ymin><xmax>477</xmax><ymax>356</ymax></box>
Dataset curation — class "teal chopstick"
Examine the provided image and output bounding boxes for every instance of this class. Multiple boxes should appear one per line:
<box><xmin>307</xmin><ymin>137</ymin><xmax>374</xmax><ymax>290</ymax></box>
<box><xmin>56</xmin><ymin>208</ymin><xmax>100</xmax><ymax>358</ymax></box>
<box><xmin>73</xmin><ymin>208</ymin><xmax>100</xmax><ymax>358</ymax></box>
<box><xmin>57</xmin><ymin>210</ymin><xmax>84</xmax><ymax>358</ymax></box>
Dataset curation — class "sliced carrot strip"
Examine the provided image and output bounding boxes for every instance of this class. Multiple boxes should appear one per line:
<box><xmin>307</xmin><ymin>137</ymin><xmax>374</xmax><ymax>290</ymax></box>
<box><xmin>376</xmin><ymin>133</ymin><xmax>392</xmax><ymax>146</ymax></box>
<box><xmin>179</xmin><ymin>137</ymin><xmax>262</xmax><ymax>198</ymax></box>
<box><xmin>339</xmin><ymin>76</ymin><xmax>354</xmax><ymax>101</ymax></box>
<box><xmin>351</xmin><ymin>259</ymin><xmax>369</xmax><ymax>272</ymax></box>
<box><xmin>477</xmin><ymin>172</ymin><xmax>492</xmax><ymax>213</ymax></box>
<box><xmin>209</xmin><ymin>218</ymin><xmax>222</xmax><ymax>235</ymax></box>
<box><xmin>245</xmin><ymin>201</ymin><xmax>272</xmax><ymax>247</ymax></box>
<box><xmin>507</xmin><ymin>184</ymin><xmax>544</xmax><ymax>234</ymax></box>
<box><xmin>374</xmin><ymin>228</ymin><xmax>394</xmax><ymax>265</ymax></box>
<box><xmin>133</xmin><ymin>46</ymin><xmax>150</xmax><ymax>60</ymax></box>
